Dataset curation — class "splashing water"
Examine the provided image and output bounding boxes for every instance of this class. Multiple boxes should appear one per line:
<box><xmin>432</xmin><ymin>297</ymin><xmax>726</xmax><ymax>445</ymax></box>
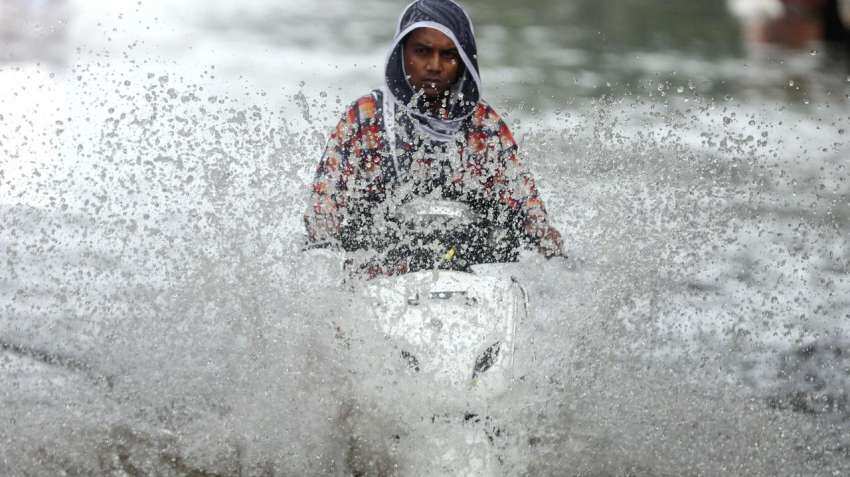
<box><xmin>2</xmin><ymin>1</ymin><xmax>850</xmax><ymax>476</ymax></box>
<box><xmin>3</xmin><ymin>60</ymin><xmax>849</xmax><ymax>475</ymax></box>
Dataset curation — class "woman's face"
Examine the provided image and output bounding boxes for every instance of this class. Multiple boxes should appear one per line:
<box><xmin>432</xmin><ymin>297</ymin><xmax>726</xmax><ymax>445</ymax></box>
<box><xmin>403</xmin><ymin>27</ymin><xmax>462</xmax><ymax>98</ymax></box>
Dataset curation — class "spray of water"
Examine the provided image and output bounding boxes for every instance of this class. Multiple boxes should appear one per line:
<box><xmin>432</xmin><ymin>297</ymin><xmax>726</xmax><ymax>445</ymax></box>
<box><xmin>2</xmin><ymin>37</ymin><xmax>850</xmax><ymax>477</ymax></box>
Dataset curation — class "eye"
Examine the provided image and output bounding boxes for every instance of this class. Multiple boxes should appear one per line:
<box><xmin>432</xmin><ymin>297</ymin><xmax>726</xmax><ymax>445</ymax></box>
<box><xmin>442</xmin><ymin>51</ymin><xmax>459</xmax><ymax>62</ymax></box>
<box><xmin>414</xmin><ymin>46</ymin><xmax>428</xmax><ymax>55</ymax></box>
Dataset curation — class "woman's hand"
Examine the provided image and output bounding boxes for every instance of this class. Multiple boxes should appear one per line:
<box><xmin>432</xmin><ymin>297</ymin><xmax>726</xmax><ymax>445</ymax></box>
<box><xmin>538</xmin><ymin>226</ymin><xmax>565</xmax><ymax>259</ymax></box>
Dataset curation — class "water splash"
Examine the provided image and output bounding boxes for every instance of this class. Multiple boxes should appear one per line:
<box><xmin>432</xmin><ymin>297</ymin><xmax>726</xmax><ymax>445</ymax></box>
<box><xmin>2</xmin><ymin>4</ymin><xmax>850</xmax><ymax>475</ymax></box>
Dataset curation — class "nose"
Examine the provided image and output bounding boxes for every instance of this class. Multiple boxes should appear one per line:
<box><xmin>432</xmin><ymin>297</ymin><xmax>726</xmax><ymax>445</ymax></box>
<box><xmin>425</xmin><ymin>52</ymin><xmax>442</xmax><ymax>72</ymax></box>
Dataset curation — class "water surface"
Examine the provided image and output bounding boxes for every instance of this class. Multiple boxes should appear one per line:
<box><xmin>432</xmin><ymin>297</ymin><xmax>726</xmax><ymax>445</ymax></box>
<box><xmin>2</xmin><ymin>0</ymin><xmax>850</xmax><ymax>475</ymax></box>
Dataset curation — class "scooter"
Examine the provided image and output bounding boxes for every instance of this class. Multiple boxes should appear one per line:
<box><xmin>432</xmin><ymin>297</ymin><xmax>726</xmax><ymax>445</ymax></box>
<box><xmin>333</xmin><ymin>199</ymin><xmax>530</xmax><ymax>475</ymax></box>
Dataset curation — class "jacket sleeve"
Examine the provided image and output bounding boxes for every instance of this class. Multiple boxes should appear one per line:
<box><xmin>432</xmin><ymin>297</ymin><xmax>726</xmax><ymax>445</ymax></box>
<box><xmin>492</xmin><ymin>117</ymin><xmax>563</xmax><ymax>253</ymax></box>
<box><xmin>303</xmin><ymin>106</ymin><xmax>359</xmax><ymax>246</ymax></box>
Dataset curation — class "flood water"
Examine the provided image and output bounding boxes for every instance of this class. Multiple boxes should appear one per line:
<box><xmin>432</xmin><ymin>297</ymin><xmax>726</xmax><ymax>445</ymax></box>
<box><xmin>2</xmin><ymin>0</ymin><xmax>850</xmax><ymax>475</ymax></box>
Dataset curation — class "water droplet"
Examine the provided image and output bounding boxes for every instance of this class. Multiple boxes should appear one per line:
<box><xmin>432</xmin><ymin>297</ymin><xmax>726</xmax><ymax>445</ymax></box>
<box><xmin>840</xmin><ymin>129</ymin><xmax>846</xmax><ymax>135</ymax></box>
<box><xmin>676</xmin><ymin>86</ymin><xmax>685</xmax><ymax>94</ymax></box>
<box><xmin>809</xmin><ymin>50</ymin><xmax>817</xmax><ymax>56</ymax></box>
<box><xmin>788</xmin><ymin>80</ymin><xmax>795</xmax><ymax>87</ymax></box>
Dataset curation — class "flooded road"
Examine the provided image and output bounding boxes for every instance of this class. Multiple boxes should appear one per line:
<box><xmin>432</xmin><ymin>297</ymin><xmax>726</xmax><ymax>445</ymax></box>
<box><xmin>2</xmin><ymin>0</ymin><xmax>850</xmax><ymax>475</ymax></box>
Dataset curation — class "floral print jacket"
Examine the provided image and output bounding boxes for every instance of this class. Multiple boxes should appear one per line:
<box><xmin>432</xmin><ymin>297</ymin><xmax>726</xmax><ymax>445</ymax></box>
<box><xmin>304</xmin><ymin>91</ymin><xmax>562</xmax><ymax>271</ymax></box>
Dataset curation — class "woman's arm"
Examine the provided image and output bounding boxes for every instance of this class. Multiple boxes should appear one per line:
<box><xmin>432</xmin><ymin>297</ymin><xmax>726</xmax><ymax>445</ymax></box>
<box><xmin>303</xmin><ymin>106</ymin><xmax>359</xmax><ymax>247</ymax></box>
<box><xmin>493</xmin><ymin>117</ymin><xmax>565</xmax><ymax>258</ymax></box>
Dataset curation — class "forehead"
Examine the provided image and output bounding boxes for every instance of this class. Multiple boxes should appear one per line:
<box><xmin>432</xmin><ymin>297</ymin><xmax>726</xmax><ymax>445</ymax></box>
<box><xmin>406</xmin><ymin>27</ymin><xmax>457</xmax><ymax>50</ymax></box>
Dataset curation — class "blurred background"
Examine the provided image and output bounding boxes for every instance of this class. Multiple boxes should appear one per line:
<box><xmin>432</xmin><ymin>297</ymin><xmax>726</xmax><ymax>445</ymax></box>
<box><xmin>2</xmin><ymin>0</ymin><xmax>849</xmax><ymax>109</ymax></box>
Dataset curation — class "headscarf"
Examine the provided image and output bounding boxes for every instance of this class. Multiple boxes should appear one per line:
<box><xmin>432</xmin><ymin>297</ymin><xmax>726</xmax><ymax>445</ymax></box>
<box><xmin>383</xmin><ymin>0</ymin><xmax>482</xmax><ymax>143</ymax></box>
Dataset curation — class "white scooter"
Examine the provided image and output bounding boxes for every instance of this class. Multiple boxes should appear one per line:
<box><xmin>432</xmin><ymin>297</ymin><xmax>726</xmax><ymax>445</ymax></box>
<box><xmin>314</xmin><ymin>199</ymin><xmax>530</xmax><ymax>476</ymax></box>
